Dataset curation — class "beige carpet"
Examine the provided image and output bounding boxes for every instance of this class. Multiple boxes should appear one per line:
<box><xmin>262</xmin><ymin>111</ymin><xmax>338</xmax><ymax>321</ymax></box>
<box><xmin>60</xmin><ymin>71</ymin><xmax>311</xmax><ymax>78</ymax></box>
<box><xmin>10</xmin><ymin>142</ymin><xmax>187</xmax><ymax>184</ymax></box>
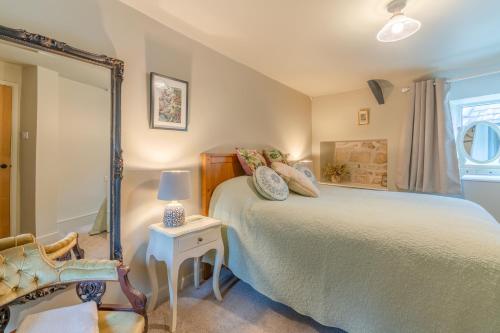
<box><xmin>78</xmin><ymin>233</ymin><xmax>109</xmax><ymax>259</ymax></box>
<box><xmin>148</xmin><ymin>269</ymin><xmax>346</xmax><ymax>333</ymax></box>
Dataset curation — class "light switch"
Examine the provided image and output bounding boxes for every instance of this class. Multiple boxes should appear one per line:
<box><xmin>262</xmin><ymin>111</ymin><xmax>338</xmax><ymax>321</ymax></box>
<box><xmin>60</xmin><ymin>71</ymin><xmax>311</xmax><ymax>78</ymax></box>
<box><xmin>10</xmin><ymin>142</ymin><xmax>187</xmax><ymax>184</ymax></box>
<box><xmin>22</xmin><ymin>131</ymin><xmax>29</xmax><ymax>140</ymax></box>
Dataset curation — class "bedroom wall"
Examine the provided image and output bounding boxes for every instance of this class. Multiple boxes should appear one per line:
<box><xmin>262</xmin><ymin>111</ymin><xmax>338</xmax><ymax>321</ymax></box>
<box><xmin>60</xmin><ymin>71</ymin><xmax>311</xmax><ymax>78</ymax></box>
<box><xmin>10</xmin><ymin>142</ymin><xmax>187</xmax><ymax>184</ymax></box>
<box><xmin>312</xmin><ymin>85</ymin><xmax>410</xmax><ymax>190</ymax></box>
<box><xmin>312</xmin><ymin>77</ymin><xmax>500</xmax><ymax>222</ymax></box>
<box><xmin>19</xmin><ymin>68</ymin><xmax>110</xmax><ymax>241</ymax></box>
<box><xmin>57</xmin><ymin>77</ymin><xmax>110</xmax><ymax>233</ymax></box>
<box><xmin>448</xmin><ymin>73</ymin><xmax>500</xmax><ymax>221</ymax></box>
<box><xmin>19</xmin><ymin>66</ymin><xmax>37</xmax><ymax>235</ymax></box>
<box><xmin>34</xmin><ymin>66</ymin><xmax>60</xmax><ymax>241</ymax></box>
<box><xmin>0</xmin><ymin>0</ymin><xmax>312</xmax><ymax>328</ymax></box>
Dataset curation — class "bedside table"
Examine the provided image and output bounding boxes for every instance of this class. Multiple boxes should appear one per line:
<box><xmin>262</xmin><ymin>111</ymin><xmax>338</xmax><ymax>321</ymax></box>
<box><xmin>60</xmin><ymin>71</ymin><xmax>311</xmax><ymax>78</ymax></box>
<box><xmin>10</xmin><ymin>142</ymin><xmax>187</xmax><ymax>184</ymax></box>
<box><xmin>146</xmin><ymin>215</ymin><xmax>224</xmax><ymax>332</ymax></box>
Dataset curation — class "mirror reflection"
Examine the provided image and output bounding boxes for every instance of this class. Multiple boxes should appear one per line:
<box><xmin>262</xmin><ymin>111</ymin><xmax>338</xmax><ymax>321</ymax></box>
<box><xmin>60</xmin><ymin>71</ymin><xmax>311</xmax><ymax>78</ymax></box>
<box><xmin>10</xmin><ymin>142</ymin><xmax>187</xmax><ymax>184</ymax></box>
<box><xmin>462</xmin><ymin>122</ymin><xmax>500</xmax><ymax>163</ymax></box>
<box><xmin>0</xmin><ymin>39</ymin><xmax>111</xmax><ymax>259</ymax></box>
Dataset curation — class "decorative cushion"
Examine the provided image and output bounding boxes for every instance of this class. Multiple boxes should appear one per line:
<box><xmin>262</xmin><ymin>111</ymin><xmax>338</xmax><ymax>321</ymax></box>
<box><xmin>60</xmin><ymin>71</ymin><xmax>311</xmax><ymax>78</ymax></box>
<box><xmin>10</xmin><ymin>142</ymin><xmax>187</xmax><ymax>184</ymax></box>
<box><xmin>263</xmin><ymin>148</ymin><xmax>288</xmax><ymax>165</ymax></box>
<box><xmin>272</xmin><ymin>162</ymin><xmax>320</xmax><ymax>197</ymax></box>
<box><xmin>236</xmin><ymin>148</ymin><xmax>267</xmax><ymax>175</ymax></box>
<box><xmin>294</xmin><ymin>164</ymin><xmax>317</xmax><ymax>183</ymax></box>
<box><xmin>253</xmin><ymin>166</ymin><xmax>289</xmax><ymax>201</ymax></box>
<box><xmin>17</xmin><ymin>301</ymin><xmax>99</xmax><ymax>333</ymax></box>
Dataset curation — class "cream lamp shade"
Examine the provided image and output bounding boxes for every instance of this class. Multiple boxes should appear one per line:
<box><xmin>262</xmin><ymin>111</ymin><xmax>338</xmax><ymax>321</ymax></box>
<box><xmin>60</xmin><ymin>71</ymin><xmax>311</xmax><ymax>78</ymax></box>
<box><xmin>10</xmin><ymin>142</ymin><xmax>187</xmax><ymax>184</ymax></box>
<box><xmin>157</xmin><ymin>170</ymin><xmax>192</xmax><ymax>201</ymax></box>
<box><xmin>157</xmin><ymin>170</ymin><xmax>191</xmax><ymax>227</ymax></box>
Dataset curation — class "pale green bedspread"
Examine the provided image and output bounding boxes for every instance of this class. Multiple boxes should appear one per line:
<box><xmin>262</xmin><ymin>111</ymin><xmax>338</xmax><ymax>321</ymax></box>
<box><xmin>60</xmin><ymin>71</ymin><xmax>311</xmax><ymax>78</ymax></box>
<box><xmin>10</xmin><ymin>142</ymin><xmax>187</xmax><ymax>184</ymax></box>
<box><xmin>209</xmin><ymin>176</ymin><xmax>500</xmax><ymax>333</ymax></box>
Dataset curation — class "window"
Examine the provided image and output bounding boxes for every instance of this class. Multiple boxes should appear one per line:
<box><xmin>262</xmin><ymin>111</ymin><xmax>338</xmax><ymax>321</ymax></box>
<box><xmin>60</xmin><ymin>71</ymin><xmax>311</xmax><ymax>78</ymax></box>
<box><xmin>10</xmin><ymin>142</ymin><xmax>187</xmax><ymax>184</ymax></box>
<box><xmin>450</xmin><ymin>94</ymin><xmax>500</xmax><ymax>178</ymax></box>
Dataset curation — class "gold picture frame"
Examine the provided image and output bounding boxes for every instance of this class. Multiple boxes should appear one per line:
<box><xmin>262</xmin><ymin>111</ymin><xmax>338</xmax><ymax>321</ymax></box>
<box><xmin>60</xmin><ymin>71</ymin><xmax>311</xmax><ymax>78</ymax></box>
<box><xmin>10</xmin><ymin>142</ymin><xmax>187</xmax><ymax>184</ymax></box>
<box><xmin>358</xmin><ymin>108</ymin><xmax>369</xmax><ymax>125</ymax></box>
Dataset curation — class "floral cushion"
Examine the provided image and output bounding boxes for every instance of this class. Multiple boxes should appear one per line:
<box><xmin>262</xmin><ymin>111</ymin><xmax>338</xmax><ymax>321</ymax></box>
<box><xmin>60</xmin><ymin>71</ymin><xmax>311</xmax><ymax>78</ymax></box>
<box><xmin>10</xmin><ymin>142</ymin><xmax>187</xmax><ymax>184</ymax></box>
<box><xmin>236</xmin><ymin>148</ymin><xmax>267</xmax><ymax>175</ymax></box>
<box><xmin>294</xmin><ymin>164</ymin><xmax>317</xmax><ymax>183</ymax></box>
<box><xmin>263</xmin><ymin>148</ymin><xmax>288</xmax><ymax>165</ymax></box>
<box><xmin>271</xmin><ymin>162</ymin><xmax>320</xmax><ymax>197</ymax></box>
<box><xmin>253</xmin><ymin>166</ymin><xmax>289</xmax><ymax>201</ymax></box>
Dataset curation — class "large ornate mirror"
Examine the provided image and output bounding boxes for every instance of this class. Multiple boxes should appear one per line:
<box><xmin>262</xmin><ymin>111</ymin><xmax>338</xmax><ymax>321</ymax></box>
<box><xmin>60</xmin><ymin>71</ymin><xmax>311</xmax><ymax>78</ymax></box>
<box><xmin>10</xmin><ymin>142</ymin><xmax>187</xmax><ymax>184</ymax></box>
<box><xmin>0</xmin><ymin>25</ymin><xmax>123</xmax><ymax>260</ymax></box>
<box><xmin>461</xmin><ymin>121</ymin><xmax>500</xmax><ymax>164</ymax></box>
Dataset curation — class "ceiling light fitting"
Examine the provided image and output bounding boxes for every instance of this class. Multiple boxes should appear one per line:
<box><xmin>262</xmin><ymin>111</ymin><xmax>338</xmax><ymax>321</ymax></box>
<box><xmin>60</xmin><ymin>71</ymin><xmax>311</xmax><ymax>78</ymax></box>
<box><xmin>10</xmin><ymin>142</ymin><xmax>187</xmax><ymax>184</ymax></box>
<box><xmin>377</xmin><ymin>0</ymin><xmax>421</xmax><ymax>43</ymax></box>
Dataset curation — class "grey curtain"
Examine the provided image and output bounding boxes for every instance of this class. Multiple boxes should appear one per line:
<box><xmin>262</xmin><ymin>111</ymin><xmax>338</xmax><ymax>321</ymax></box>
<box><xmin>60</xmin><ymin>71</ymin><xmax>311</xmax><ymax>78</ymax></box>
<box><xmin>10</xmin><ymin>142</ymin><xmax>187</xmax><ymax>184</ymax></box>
<box><xmin>396</xmin><ymin>79</ymin><xmax>462</xmax><ymax>195</ymax></box>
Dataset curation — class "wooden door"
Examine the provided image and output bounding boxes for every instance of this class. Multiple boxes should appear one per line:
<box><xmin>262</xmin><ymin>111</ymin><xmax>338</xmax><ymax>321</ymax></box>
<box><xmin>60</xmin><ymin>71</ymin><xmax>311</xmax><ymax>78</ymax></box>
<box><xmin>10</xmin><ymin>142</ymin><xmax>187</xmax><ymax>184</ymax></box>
<box><xmin>0</xmin><ymin>84</ymin><xmax>12</xmax><ymax>237</ymax></box>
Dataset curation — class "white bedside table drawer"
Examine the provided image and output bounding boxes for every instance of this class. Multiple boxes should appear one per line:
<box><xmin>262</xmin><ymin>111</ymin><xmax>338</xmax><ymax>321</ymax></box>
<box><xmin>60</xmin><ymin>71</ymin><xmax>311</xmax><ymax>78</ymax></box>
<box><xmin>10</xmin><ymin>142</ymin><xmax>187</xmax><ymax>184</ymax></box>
<box><xmin>177</xmin><ymin>227</ymin><xmax>219</xmax><ymax>252</ymax></box>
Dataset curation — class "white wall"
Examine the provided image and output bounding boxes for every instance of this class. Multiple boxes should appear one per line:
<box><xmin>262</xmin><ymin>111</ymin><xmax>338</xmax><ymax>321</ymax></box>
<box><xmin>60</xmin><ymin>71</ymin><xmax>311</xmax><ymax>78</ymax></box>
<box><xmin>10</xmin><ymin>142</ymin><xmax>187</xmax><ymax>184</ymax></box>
<box><xmin>448</xmin><ymin>73</ymin><xmax>500</xmax><ymax>221</ymax></box>
<box><xmin>20</xmin><ymin>66</ymin><xmax>37</xmax><ymax>235</ymax></box>
<box><xmin>312</xmin><ymin>78</ymin><xmax>500</xmax><ymax>222</ymax></box>
<box><xmin>0</xmin><ymin>60</ymin><xmax>21</xmax><ymax>83</ymax></box>
<box><xmin>0</xmin><ymin>1</ymin><xmax>312</xmax><ymax>328</ymax></box>
<box><xmin>20</xmin><ymin>67</ymin><xmax>110</xmax><ymax>241</ymax></box>
<box><xmin>35</xmin><ymin>66</ymin><xmax>60</xmax><ymax>240</ymax></box>
<box><xmin>57</xmin><ymin>77</ymin><xmax>110</xmax><ymax>229</ymax></box>
<box><xmin>312</xmin><ymin>85</ymin><xmax>409</xmax><ymax>190</ymax></box>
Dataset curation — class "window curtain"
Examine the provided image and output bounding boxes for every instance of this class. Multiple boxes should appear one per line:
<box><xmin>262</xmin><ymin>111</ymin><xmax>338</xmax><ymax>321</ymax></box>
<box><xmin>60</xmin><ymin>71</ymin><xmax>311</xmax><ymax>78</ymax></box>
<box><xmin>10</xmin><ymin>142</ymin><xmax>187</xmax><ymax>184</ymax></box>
<box><xmin>396</xmin><ymin>79</ymin><xmax>462</xmax><ymax>195</ymax></box>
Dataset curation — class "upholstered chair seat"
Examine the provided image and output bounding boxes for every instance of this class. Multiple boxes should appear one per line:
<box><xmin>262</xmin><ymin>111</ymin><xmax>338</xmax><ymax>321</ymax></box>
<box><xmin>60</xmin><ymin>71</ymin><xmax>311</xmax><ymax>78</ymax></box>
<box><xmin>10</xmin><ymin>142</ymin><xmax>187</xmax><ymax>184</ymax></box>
<box><xmin>98</xmin><ymin>311</ymin><xmax>145</xmax><ymax>333</ymax></box>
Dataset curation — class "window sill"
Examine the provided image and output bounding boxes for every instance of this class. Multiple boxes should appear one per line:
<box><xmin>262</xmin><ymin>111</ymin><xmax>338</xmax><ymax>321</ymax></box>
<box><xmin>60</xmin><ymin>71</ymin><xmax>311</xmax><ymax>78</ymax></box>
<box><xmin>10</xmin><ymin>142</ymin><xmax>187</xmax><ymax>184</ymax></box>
<box><xmin>462</xmin><ymin>175</ymin><xmax>500</xmax><ymax>183</ymax></box>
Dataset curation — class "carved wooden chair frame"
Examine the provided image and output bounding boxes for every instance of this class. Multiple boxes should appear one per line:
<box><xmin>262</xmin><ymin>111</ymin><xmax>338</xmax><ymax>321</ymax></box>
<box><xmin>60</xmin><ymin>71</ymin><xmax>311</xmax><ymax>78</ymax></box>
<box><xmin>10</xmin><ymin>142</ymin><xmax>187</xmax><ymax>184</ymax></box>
<box><xmin>0</xmin><ymin>241</ymin><xmax>147</xmax><ymax>333</ymax></box>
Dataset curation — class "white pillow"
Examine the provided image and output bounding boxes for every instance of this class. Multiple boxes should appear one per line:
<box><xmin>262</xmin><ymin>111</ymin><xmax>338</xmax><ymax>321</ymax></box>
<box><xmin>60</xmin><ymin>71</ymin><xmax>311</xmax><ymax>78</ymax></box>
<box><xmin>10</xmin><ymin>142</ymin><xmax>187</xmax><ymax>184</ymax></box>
<box><xmin>271</xmin><ymin>162</ymin><xmax>320</xmax><ymax>197</ymax></box>
<box><xmin>17</xmin><ymin>301</ymin><xmax>99</xmax><ymax>333</ymax></box>
<box><xmin>253</xmin><ymin>166</ymin><xmax>289</xmax><ymax>200</ymax></box>
<box><xmin>293</xmin><ymin>164</ymin><xmax>317</xmax><ymax>183</ymax></box>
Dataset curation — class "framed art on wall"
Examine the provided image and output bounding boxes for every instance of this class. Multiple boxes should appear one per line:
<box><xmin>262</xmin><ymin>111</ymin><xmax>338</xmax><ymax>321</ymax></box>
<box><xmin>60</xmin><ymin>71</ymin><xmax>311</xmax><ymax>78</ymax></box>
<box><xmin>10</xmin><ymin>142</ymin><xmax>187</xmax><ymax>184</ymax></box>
<box><xmin>358</xmin><ymin>108</ymin><xmax>369</xmax><ymax>125</ymax></box>
<box><xmin>150</xmin><ymin>72</ymin><xmax>188</xmax><ymax>130</ymax></box>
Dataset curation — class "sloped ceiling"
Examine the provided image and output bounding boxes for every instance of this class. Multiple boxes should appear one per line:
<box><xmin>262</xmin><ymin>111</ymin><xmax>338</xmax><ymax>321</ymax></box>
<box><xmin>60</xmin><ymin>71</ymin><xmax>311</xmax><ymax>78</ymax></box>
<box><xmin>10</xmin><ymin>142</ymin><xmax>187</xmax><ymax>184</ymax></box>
<box><xmin>119</xmin><ymin>0</ymin><xmax>500</xmax><ymax>96</ymax></box>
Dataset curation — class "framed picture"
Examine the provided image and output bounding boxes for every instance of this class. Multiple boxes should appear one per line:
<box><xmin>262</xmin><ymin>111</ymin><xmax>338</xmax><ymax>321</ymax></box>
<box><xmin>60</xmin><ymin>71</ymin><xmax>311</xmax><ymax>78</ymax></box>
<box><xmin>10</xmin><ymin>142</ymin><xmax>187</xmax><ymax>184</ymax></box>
<box><xmin>150</xmin><ymin>72</ymin><xmax>188</xmax><ymax>130</ymax></box>
<box><xmin>358</xmin><ymin>108</ymin><xmax>369</xmax><ymax>125</ymax></box>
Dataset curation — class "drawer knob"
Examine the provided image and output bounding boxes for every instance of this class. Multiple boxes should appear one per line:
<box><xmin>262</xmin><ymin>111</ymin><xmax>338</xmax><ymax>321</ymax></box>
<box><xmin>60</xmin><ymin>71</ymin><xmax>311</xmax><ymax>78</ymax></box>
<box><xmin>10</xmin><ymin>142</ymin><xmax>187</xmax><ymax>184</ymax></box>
<box><xmin>197</xmin><ymin>237</ymin><xmax>203</xmax><ymax>242</ymax></box>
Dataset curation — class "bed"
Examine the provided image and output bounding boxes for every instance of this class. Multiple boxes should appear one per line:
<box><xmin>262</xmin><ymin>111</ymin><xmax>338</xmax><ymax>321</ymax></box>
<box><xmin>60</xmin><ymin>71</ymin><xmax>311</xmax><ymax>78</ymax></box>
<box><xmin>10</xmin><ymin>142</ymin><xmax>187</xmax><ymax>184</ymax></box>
<box><xmin>201</xmin><ymin>153</ymin><xmax>500</xmax><ymax>333</ymax></box>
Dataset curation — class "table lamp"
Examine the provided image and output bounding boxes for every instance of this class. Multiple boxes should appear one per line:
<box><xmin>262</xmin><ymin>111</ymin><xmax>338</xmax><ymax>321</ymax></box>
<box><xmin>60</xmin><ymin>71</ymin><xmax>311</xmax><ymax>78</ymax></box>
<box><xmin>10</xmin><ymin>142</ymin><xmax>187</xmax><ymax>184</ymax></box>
<box><xmin>157</xmin><ymin>170</ymin><xmax>192</xmax><ymax>227</ymax></box>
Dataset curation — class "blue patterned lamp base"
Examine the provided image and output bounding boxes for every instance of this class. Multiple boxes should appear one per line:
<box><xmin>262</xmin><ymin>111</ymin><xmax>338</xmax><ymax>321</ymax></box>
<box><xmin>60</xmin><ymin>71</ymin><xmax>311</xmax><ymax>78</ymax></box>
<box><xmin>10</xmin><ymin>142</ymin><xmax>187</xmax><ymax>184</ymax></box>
<box><xmin>162</xmin><ymin>201</ymin><xmax>185</xmax><ymax>227</ymax></box>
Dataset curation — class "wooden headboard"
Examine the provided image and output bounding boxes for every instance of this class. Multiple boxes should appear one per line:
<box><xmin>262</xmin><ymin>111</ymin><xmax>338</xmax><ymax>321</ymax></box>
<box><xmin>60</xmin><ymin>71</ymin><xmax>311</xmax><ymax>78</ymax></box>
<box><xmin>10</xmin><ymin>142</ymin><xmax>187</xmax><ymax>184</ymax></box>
<box><xmin>201</xmin><ymin>153</ymin><xmax>245</xmax><ymax>216</ymax></box>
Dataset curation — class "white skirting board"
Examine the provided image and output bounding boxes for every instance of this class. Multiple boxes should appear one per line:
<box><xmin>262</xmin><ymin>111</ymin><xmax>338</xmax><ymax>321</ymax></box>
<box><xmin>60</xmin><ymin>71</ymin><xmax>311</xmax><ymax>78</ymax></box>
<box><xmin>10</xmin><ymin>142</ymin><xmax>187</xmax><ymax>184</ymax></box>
<box><xmin>36</xmin><ymin>232</ymin><xmax>62</xmax><ymax>244</ymax></box>
<box><xmin>36</xmin><ymin>211</ymin><xmax>98</xmax><ymax>244</ymax></box>
<box><xmin>57</xmin><ymin>211</ymin><xmax>98</xmax><ymax>234</ymax></box>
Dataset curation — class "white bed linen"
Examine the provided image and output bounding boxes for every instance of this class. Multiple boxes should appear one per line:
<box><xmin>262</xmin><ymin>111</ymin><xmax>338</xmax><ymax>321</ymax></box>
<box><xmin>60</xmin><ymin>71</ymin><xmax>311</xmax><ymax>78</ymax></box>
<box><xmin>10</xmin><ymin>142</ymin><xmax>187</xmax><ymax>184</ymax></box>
<box><xmin>210</xmin><ymin>176</ymin><xmax>500</xmax><ymax>333</ymax></box>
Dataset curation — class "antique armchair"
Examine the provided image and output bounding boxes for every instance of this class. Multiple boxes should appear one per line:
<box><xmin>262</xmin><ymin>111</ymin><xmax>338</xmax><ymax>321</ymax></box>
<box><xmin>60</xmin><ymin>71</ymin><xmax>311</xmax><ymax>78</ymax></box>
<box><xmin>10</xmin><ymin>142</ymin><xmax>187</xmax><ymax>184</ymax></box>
<box><xmin>0</xmin><ymin>239</ymin><xmax>147</xmax><ymax>333</ymax></box>
<box><xmin>0</xmin><ymin>232</ymin><xmax>84</xmax><ymax>261</ymax></box>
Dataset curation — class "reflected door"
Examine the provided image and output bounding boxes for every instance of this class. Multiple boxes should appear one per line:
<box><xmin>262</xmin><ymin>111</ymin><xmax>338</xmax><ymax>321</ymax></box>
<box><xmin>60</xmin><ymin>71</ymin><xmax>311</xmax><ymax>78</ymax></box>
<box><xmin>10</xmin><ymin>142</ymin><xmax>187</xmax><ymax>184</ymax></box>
<box><xmin>0</xmin><ymin>84</ymin><xmax>12</xmax><ymax>238</ymax></box>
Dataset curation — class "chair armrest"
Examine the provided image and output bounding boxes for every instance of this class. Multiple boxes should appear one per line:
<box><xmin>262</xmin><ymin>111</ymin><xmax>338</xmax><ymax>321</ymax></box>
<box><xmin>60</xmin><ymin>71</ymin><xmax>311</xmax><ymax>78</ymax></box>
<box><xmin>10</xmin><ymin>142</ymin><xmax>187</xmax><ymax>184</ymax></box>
<box><xmin>0</xmin><ymin>234</ymin><xmax>35</xmax><ymax>252</ymax></box>
<box><xmin>98</xmin><ymin>265</ymin><xmax>147</xmax><ymax>317</ymax></box>
<box><xmin>59</xmin><ymin>259</ymin><xmax>120</xmax><ymax>283</ymax></box>
<box><xmin>94</xmin><ymin>266</ymin><xmax>148</xmax><ymax>331</ymax></box>
<box><xmin>117</xmin><ymin>265</ymin><xmax>147</xmax><ymax>315</ymax></box>
<box><xmin>44</xmin><ymin>232</ymin><xmax>84</xmax><ymax>260</ymax></box>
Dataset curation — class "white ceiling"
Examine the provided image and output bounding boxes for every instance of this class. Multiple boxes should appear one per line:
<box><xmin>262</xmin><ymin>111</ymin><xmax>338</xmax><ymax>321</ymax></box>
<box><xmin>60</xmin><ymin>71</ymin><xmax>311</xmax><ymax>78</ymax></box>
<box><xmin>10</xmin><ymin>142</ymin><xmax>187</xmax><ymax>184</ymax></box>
<box><xmin>119</xmin><ymin>0</ymin><xmax>500</xmax><ymax>97</ymax></box>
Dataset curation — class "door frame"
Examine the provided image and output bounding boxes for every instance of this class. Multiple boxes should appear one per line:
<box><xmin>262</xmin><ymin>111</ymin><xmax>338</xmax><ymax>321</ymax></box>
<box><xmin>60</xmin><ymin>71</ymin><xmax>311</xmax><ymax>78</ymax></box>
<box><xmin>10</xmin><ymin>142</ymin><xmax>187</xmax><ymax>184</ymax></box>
<box><xmin>0</xmin><ymin>79</ymin><xmax>20</xmax><ymax>236</ymax></box>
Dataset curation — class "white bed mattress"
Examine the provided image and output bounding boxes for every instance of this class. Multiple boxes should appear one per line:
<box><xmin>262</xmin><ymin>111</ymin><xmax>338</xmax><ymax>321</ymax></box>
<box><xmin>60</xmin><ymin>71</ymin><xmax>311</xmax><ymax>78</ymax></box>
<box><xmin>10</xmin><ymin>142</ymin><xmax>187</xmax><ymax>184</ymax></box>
<box><xmin>210</xmin><ymin>176</ymin><xmax>500</xmax><ymax>333</ymax></box>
